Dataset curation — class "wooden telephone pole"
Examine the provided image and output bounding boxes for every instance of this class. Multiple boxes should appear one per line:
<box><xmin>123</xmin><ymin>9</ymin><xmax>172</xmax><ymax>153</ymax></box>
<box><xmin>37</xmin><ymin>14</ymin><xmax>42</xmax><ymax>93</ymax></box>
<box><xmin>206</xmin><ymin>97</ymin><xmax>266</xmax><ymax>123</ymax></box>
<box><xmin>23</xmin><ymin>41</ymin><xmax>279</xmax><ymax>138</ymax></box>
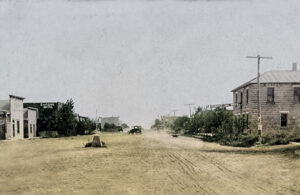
<box><xmin>184</xmin><ymin>104</ymin><xmax>194</xmax><ymax>117</ymax></box>
<box><xmin>171</xmin><ymin>109</ymin><xmax>178</xmax><ymax>117</ymax></box>
<box><xmin>246</xmin><ymin>55</ymin><xmax>272</xmax><ymax>139</ymax></box>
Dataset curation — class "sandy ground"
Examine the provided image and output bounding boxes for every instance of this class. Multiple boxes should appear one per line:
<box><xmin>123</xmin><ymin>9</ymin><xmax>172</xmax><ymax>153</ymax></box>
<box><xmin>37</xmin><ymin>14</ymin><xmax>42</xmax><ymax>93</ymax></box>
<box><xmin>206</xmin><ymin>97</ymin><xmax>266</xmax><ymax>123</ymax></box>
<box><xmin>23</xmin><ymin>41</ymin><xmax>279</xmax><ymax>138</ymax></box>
<box><xmin>0</xmin><ymin>130</ymin><xmax>300</xmax><ymax>195</ymax></box>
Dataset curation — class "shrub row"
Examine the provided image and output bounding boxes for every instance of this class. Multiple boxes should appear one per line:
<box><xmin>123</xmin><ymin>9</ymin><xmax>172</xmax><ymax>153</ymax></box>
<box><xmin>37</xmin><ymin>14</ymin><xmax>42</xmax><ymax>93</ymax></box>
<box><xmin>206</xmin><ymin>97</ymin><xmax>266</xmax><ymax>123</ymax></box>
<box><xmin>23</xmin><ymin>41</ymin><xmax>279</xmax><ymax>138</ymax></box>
<box><xmin>158</xmin><ymin>106</ymin><xmax>300</xmax><ymax>147</ymax></box>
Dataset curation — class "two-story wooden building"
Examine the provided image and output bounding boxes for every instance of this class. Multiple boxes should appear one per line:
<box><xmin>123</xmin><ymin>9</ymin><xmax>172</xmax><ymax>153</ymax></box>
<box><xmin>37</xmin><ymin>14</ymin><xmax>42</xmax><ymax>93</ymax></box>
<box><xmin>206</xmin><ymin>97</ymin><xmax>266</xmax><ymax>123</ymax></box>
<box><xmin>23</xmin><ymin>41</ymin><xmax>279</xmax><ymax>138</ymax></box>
<box><xmin>232</xmin><ymin>63</ymin><xmax>300</xmax><ymax>133</ymax></box>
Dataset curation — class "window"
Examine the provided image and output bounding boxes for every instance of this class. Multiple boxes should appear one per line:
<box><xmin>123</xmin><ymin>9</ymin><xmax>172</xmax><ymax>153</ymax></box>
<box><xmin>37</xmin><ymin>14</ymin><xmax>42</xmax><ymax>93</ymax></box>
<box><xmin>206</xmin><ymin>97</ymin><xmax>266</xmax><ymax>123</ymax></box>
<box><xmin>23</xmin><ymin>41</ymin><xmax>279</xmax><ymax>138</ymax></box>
<box><xmin>235</xmin><ymin>93</ymin><xmax>238</xmax><ymax>103</ymax></box>
<box><xmin>12</xmin><ymin>120</ymin><xmax>15</xmax><ymax>137</ymax></box>
<box><xmin>246</xmin><ymin>89</ymin><xmax>249</xmax><ymax>104</ymax></box>
<box><xmin>281</xmin><ymin>113</ymin><xmax>288</xmax><ymax>127</ymax></box>
<box><xmin>267</xmin><ymin>88</ymin><xmax>275</xmax><ymax>103</ymax></box>
<box><xmin>33</xmin><ymin>124</ymin><xmax>36</xmax><ymax>136</ymax></box>
<box><xmin>30</xmin><ymin>124</ymin><xmax>32</xmax><ymax>134</ymax></box>
<box><xmin>240</xmin><ymin>92</ymin><xmax>243</xmax><ymax>104</ymax></box>
<box><xmin>17</xmin><ymin>120</ymin><xmax>20</xmax><ymax>134</ymax></box>
<box><xmin>294</xmin><ymin>87</ymin><xmax>300</xmax><ymax>101</ymax></box>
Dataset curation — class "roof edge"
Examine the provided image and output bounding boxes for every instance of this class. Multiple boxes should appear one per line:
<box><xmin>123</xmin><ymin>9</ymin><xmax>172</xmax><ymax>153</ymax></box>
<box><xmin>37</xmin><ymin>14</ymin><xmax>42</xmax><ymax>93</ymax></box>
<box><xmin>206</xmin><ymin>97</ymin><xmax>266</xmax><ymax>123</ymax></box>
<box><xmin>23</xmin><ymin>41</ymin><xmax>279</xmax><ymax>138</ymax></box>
<box><xmin>9</xmin><ymin>95</ymin><xmax>25</xmax><ymax>100</ymax></box>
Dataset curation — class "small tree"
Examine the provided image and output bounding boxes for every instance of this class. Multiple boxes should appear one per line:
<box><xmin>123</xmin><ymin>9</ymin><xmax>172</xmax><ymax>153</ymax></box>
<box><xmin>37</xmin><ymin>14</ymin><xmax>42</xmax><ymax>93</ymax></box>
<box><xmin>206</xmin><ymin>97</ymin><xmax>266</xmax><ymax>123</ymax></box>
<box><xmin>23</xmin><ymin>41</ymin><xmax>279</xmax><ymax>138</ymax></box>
<box><xmin>56</xmin><ymin>99</ymin><xmax>76</xmax><ymax>136</ymax></box>
<box><xmin>151</xmin><ymin>119</ymin><xmax>162</xmax><ymax>129</ymax></box>
<box><xmin>103</xmin><ymin>123</ymin><xmax>117</xmax><ymax>130</ymax></box>
<box><xmin>171</xmin><ymin>116</ymin><xmax>190</xmax><ymax>133</ymax></box>
<box><xmin>121</xmin><ymin>123</ymin><xmax>129</xmax><ymax>129</ymax></box>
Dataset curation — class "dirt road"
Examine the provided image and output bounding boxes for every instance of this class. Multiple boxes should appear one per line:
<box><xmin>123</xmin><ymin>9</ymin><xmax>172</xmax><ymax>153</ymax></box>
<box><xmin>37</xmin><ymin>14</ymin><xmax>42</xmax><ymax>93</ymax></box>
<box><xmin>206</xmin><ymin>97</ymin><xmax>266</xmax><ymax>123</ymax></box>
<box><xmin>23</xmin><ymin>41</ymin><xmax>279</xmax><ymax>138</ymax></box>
<box><xmin>0</xmin><ymin>130</ymin><xmax>299</xmax><ymax>195</ymax></box>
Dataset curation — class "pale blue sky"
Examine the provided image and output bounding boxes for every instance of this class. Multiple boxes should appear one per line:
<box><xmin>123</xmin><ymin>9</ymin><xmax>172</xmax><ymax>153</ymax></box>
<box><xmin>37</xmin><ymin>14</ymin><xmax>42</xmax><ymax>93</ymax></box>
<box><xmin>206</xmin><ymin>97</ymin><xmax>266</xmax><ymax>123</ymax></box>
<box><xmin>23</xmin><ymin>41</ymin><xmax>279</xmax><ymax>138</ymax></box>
<box><xmin>1</xmin><ymin>0</ymin><xmax>300</xmax><ymax>127</ymax></box>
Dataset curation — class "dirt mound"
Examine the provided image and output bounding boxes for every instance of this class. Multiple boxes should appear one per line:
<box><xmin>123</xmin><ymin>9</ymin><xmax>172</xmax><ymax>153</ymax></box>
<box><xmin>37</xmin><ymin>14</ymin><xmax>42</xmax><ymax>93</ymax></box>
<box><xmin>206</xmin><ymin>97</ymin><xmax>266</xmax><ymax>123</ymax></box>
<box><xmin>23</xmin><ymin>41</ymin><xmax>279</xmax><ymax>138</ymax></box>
<box><xmin>85</xmin><ymin>135</ymin><xmax>106</xmax><ymax>148</ymax></box>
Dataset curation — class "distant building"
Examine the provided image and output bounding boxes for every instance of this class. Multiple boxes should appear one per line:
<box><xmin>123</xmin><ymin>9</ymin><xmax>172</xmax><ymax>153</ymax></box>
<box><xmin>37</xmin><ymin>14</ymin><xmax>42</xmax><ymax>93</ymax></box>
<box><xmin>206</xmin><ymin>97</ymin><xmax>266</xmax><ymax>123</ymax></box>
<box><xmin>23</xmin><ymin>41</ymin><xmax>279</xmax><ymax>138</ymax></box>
<box><xmin>206</xmin><ymin>103</ymin><xmax>233</xmax><ymax>111</ymax></box>
<box><xmin>23</xmin><ymin>102</ymin><xmax>63</xmax><ymax>133</ymax></box>
<box><xmin>24</xmin><ymin>107</ymin><xmax>38</xmax><ymax>138</ymax></box>
<box><xmin>75</xmin><ymin>114</ymin><xmax>88</xmax><ymax>122</ymax></box>
<box><xmin>0</xmin><ymin>95</ymin><xmax>37</xmax><ymax>140</ymax></box>
<box><xmin>24</xmin><ymin>102</ymin><xmax>62</xmax><ymax>116</ymax></box>
<box><xmin>101</xmin><ymin>116</ymin><xmax>121</xmax><ymax>129</ymax></box>
<box><xmin>232</xmin><ymin>63</ymin><xmax>300</xmax><ymax>133</ymax></box>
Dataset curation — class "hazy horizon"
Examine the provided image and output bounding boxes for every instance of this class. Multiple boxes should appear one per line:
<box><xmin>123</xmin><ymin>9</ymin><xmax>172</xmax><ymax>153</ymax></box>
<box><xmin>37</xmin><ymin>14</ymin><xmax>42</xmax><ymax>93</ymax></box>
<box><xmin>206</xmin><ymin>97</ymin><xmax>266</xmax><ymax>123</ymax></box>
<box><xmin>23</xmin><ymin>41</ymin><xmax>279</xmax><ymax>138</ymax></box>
<box><xmin>1</xmin><ymin>0</ymin><xmax>300</xmax><ymax>128</ymax></box>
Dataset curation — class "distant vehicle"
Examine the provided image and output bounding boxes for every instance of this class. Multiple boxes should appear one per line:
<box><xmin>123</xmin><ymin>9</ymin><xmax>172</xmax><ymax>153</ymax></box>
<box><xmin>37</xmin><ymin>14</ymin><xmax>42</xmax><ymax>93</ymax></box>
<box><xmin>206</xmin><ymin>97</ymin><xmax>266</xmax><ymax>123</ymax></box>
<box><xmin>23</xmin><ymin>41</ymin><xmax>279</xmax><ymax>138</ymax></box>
<box><xmin>171</xmin><ymin>134</ymin><xmax>179</xmax><ymax>138</ymax></box>
<box><xmin>128</xmin><ymin>126</ymin><xmax>142</xmax><ymax>134</ymax></box>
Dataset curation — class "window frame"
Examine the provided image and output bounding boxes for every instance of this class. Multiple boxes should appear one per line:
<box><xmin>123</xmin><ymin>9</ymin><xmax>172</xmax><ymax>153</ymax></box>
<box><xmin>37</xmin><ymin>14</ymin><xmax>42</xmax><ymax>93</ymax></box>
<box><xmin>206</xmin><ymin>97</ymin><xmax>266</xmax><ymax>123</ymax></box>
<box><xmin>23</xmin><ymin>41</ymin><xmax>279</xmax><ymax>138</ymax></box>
<box><xmin>12</xmin><ymin>119</ymin><xmax>15</xmax><ymax>137</ymax></box>
<box><xmin>246</xmin><ymin>89</ymin><xmax>249</xmax><ymax>104</ymax></box>
<box><xmin>17</xmin><ymin>120</ymin><xmax>20</xmax><ymax>134</ymax></box>
<box><xmin>280</xmin><ymin>113</ymin><xmax>288</xmax><ymax>127</ymax></box>
<box><xmin>240</xmin><ymin>92</ymin><xmax>243</xmax><ymax>104</ymax></box>
<box><xmin>267</xmin><ymin>87</ymin><xmax>275</xmax><ymax>104</ymax></box>
<box><xmin>294</xmin><ymin>87</ymin><xmax>300</xmax><ymax>102</ymax></box>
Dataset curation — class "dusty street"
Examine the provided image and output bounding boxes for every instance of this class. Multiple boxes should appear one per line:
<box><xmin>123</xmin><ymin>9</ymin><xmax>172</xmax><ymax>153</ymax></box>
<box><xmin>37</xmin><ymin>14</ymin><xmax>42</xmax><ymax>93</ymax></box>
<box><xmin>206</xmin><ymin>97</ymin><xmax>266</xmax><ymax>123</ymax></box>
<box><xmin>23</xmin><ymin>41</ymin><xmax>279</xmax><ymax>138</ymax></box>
<box><xmin>0</xmin><ymin>130</ymin><xmax>299</xmax><ymax>195</ymax></box>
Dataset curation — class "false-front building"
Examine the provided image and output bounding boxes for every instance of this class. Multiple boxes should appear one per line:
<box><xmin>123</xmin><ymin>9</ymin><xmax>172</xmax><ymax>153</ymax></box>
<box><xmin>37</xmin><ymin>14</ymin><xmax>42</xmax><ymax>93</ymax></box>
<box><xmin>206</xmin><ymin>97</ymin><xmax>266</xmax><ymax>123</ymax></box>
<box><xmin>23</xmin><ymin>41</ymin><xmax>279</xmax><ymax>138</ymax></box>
<box><xmin>0</xmin><ymin>95</ymin><xmax>38</xmax><ymax>139</ymax></box>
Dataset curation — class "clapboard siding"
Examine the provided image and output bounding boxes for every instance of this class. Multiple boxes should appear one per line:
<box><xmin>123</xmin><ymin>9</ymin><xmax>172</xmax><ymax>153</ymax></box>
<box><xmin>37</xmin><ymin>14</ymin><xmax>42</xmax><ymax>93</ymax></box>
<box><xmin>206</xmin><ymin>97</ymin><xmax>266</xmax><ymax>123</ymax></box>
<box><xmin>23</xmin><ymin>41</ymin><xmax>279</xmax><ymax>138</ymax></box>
<box><xmin>233</xmin><ymin>83</ymin><xmax>300</xmax><ymax>132</ymax></box>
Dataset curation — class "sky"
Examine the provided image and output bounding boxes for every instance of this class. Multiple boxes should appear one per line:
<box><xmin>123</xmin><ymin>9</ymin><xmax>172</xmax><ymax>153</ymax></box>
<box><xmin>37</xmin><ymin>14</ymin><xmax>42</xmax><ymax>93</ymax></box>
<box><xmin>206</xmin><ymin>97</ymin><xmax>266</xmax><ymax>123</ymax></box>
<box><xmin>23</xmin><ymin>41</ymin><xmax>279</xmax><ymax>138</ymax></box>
<box><xmin>1</xmin><ymin>0</ymin><xmax>300</xmax><ymax>128</ymax></box>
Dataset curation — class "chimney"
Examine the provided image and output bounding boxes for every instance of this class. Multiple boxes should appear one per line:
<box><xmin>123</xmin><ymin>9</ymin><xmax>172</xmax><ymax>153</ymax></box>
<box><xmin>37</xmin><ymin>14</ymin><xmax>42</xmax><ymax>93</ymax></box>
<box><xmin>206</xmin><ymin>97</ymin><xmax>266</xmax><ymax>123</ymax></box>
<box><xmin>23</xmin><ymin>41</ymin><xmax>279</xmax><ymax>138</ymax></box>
<box><xmin>292</xmin><ymin>62</ymin><xmax>298</xmax><ymax>71</ymax></box>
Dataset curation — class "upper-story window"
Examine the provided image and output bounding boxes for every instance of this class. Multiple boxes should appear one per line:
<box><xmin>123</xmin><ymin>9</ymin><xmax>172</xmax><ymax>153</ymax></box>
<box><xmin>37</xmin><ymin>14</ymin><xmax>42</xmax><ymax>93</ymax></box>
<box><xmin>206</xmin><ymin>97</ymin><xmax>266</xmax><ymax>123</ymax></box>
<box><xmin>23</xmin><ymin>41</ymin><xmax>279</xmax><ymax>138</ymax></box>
<box><xmin>246</xmin><ymin>89</ymin><xmax>249</xmax><ymax>104</ymax></box>
<box><xmin>235</xmin><ymin>93</ymin><xmax>238</xmax><ymax>103</ymax></box>
<box><xmin>294</xmin><ymin>87</ymin><xmax>300</xmax><ymax>101</ymax></box>
<box><xmin>267</xmin><ymin>88</ymin><xmax>275</xmax><ymax>103</ymax></box>
<box><xmin>240</xmin><ymin>92</ymin><xmax>243</xmax><ymax>104</ymax></box>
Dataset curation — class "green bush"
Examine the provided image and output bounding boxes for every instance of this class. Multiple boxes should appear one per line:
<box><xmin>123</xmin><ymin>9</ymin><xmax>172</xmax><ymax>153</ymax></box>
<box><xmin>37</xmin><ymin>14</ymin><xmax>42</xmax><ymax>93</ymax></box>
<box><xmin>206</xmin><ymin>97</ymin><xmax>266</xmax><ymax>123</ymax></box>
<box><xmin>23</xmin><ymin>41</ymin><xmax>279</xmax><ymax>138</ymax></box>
<box><xmin>201</xmin><ymin>135</ymin><xmax>220</xmax><ymax>142</ymax></box>
<box><xmin>171</xmin><ymin>116</ymin><xmax>190</xmax><ymax>133</ymax></box>
<box><xmin>169</xmin><ymin>106</ymin><xmax>254</xmax><ymax>147</ymax></box>
<box><xmin>121</xmin><ymin>123</ymin><xmax>129</xmax><ymax>129</ymax></box>
<box><xmin>102</xmin><ymin>123</ymin><xmax>122</xmax><ymax>132</ymax></box>
<box><xmin>220</xmin><ymin>134</ymin><xmax>258</xmax><ymax>147</ymax></box>
<box><xmin>39</xmin><ymin>131</ymin><xmax>58</xmax><ymax>138</ymax></box>
<box><xmin>290</xmin><ymin>134</ymin><xmax>300</xmax><ymax>142</ymax></box>
<box><xmin>76</xmin><ymin>118</ymin><xmax>95</xmax><ymax>135</ymax></box>
<box><xmin>262</xmin><ymin>130</ymin><xmax>291</xmax><ymax>145</ymax></box>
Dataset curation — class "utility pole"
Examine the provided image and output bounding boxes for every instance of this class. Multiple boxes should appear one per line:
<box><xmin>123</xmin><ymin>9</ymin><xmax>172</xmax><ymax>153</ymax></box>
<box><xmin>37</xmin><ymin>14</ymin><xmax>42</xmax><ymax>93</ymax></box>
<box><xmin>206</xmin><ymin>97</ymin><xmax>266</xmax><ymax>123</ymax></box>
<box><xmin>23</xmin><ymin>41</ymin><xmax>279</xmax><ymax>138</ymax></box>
<box><xmin>171</xmin><ymin>109</ymin><xmax>178</xmax><ymax>117</ymax></box>
<box><xmin>95</xmin><ymin>109</ymin><xmax>98</xmax><ymax>131</ymax></box>
<box><xmin>246</xmin><ymin>55</ymin><xmax>272</xmax><ymax>139</ymax></box>
<box><xmin>184</xmin><ymin>103</ymin><xmax>194</xmax><ymax>117</ymax></box>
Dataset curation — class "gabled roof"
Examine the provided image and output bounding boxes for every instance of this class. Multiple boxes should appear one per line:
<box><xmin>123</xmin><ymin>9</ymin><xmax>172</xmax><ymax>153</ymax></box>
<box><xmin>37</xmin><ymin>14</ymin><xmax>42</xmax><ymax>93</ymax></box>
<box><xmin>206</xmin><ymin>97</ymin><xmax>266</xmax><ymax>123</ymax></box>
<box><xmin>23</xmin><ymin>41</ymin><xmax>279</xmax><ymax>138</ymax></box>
<box><xmin>232</xmin><ymin>70</ymin><xmax>300</xmax><ymax>92</ymax></box>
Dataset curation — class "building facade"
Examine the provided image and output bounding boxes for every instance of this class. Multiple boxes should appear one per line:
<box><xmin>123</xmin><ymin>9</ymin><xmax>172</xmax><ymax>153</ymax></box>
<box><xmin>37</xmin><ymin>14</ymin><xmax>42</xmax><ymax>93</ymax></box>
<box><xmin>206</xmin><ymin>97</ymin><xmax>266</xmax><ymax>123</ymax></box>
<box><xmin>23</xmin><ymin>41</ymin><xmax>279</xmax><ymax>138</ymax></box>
<box><xmin>101</xmin><ymin>116</ymin><xmax>121</xmax><ymax>129</ymax></box>
<box><xmin>0</xmin><ymin>95</ymin><xmax>37</xmax><ymax>140</ymax></box>
<box><xmin>232</xmin><ymin>64</ymin><xmax>300</xmax><ymax>133</ymax></box>
<box><xmin>24</xmin><ymin>107</ymin><xmax>38</xmax><ymax>138</ymax></box>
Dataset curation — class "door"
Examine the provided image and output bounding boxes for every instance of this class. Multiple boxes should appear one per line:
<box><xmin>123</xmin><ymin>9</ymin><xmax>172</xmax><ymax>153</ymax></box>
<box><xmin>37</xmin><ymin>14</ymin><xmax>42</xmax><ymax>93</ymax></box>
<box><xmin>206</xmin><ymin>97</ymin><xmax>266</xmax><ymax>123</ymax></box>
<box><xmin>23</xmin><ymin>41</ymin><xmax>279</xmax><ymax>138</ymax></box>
<box><xmin>24</xmin><ymin>121</ymin><xmax>29</xmax><ymax>138</ymax></box>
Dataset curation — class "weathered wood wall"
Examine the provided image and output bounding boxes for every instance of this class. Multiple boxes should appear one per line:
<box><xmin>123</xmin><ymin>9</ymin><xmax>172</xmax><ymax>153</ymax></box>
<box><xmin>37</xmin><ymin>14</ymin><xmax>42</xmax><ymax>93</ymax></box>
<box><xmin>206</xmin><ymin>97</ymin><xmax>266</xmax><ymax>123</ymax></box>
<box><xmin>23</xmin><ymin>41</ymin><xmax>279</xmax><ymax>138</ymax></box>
<box><xmin>233</xmin><ymin>83</ymin><xmax>300</xmax><ymax>133</ymax></box>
